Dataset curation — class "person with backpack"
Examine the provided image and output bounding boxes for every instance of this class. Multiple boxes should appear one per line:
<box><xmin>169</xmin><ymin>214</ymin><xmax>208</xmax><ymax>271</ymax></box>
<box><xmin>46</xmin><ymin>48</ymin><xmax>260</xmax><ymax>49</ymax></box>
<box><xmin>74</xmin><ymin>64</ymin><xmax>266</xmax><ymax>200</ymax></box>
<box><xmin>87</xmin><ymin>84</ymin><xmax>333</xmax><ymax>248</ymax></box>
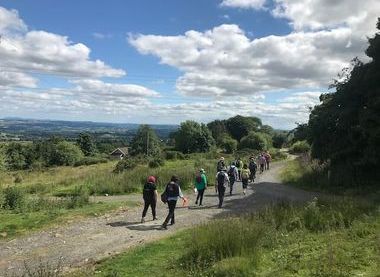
<box><xmin>228</xmin><ymin>162</ymin><xmax>239</xmax><ymax>195</ymax></box>
<box><xmin>194</xmin><ymin>168</ymin><xmax>207</xmax><ymax>206</ymax></box>
<box><xmin>264</xmin><ymin>151</ymin><xmax>272</xmax><ymax>170</ymax></box>
<box><xmin>141</xmin><ymin>176</ymin><xmax>158</xmax><ymax>223</ymax></box>
<box><xmin>259</xmin><ymin>154</ymin><xmax>267</xmax><ymax>173</ymax></box>
<box><xmin>162</xmin><ymin>175</ymin><xmax>185</xmax><ymax>229</ymax></box>
<box><xmin>236</xmin><ymin>157</ymin><xmax>243</xmax><ymax>181</ymax></box>
<box><xmin>215</xmin><ymin>167</ymin><xmax>229</xmax><ymax>208</ymax></box>
<box><xmin>241</xmin><ymin>164</ymin><xmax>251</xmax><ymax>195</ymax></box>
<box><xmin>248</xmin><ymin>157</ymin><xmax>257</xmax><ymax>183</ymax></box>
<box><xmin>217</xmin><ymin>157</ymin><xmax>225</xmax><ymax>172</ymax></box>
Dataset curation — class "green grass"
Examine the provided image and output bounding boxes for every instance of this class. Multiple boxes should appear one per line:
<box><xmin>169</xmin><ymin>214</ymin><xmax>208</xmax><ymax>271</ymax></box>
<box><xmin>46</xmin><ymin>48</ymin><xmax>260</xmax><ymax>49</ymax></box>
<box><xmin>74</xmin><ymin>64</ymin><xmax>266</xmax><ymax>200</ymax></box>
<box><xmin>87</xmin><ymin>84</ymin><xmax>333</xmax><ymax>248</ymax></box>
<box><xmin>74</xmin><ymin>198</ymin><xmax>380</xmax><ymax>277</ymax></box>
<box><xmin>0</xmin><ymin>200</ymin><xmax>137</xmax><ymax>240</ymax></box>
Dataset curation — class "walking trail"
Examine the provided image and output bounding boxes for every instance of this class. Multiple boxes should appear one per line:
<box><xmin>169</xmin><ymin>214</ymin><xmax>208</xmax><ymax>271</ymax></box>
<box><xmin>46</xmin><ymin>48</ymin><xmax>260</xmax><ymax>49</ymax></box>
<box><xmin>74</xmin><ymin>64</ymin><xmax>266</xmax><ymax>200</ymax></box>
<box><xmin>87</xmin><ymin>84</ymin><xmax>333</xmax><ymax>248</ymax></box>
<box><xmin>0</xmin><ymin>159</ymin><xmax>322</xmax><ymax>276</ymax></box>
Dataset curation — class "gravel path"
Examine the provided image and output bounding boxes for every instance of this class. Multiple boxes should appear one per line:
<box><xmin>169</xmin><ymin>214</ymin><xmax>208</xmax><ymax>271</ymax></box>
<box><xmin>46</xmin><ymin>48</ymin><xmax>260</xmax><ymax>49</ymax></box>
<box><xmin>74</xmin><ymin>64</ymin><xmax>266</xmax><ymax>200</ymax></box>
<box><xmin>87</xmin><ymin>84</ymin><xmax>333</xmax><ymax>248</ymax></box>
<box><xmin>0</xmin><ymin>159</ymin><xmax>322</xmax><ymax>276</ymax></box>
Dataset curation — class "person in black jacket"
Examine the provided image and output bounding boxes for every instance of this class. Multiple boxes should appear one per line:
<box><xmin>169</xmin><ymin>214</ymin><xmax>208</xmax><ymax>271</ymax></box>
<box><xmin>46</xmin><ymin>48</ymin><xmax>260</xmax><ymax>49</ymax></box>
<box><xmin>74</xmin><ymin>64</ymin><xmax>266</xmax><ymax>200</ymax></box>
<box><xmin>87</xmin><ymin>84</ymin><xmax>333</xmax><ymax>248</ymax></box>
<box><xmin>162</xmin><ymin>175</ymin><xmax>185</xmax><ymax>229</ymax></box>
<box><xmin>141</xmin><ymin>176</ymin><xmax>158</xmax><ymax>223</ymax></box>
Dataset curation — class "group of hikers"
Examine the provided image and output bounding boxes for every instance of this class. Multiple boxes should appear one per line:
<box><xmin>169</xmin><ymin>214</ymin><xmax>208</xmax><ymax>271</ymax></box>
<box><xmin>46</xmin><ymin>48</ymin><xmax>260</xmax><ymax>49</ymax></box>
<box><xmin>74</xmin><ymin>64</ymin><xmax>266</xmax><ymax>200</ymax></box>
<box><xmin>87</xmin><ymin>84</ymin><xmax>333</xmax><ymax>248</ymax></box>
<box><xmin>141</xmin><ymin>152</ymin><xmax>271</xmax><ymax>230</ymax></box>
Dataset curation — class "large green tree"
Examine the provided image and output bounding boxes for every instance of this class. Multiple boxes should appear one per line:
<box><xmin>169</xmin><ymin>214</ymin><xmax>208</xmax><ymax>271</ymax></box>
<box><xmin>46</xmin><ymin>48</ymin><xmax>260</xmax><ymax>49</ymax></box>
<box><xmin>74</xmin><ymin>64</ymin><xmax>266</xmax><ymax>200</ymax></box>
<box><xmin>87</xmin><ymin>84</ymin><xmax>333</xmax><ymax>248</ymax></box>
<box><xmin>207</xmin><ymin>119</ymin><xmax>228</xmax><ymax>145</ymax></box>
<box><xmin>175</xmin><ymin>121</ymin><xmax>215</xmax><ymax>153</ymax></box>
<box><xmin>238</xmin><ymin>132</ymin><xmax>270</xmax><ymax>151</ymax></box>
<box><xmin>308</xmin><ymin>19</ymin><xmax>380</xmax><ymax>186</ymax></box>
<box><xmin>76</xmin><ymin>132</ymin><xmax>96</xmax><ymax>156</ymax></box>
<box><xmin>226</xmin><ymin>115</ymin><xmax>262</xmax><ymax>141</ymax></box>
<box><xmin>130</xmin><ymin>125</ymin><xmax>162</xmax><ymax>157</ymax></box>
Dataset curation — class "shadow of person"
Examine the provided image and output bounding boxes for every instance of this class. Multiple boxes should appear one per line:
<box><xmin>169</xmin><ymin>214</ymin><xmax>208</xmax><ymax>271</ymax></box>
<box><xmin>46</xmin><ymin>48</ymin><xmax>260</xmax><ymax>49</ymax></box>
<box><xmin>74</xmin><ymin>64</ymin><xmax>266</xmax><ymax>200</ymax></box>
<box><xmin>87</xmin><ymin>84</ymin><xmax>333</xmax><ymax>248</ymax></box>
<box><xmin>106</xmin><ymin>221</ymin><xmax>141</xmax><ymax>227</ymax></box>
<box><xmin>126</xmin><ymin>224</ymin><xmax>162</xmax><ymax>231</ymax></box>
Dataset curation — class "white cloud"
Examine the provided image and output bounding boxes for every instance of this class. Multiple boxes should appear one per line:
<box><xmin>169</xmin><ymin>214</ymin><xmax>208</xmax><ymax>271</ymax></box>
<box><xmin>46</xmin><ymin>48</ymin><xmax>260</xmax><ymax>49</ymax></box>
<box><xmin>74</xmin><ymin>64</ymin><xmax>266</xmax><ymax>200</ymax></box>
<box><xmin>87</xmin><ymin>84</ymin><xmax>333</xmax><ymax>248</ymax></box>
<box><xmin>129</xmin><ymin>24</ymin><xmax>361</xmax><ymax>97</ymax></box>
<box><xmin>0</xmin><ymin>6</ymin><xmax>125</xmax><ymax>90</ymax></box>
<box><xmin>272</xmin><ymin>0</ymin><xmax>380</xmax><ymax>36</ymax></box>
<box><xmin>0</xmin><ymin>6</ymin><xmax>26</xmax><ymax>34</ymax></box>
<box><xmin>220</xmin><ymin>0</ymin><xmax>266</xmax><ymax>9</ymax></box>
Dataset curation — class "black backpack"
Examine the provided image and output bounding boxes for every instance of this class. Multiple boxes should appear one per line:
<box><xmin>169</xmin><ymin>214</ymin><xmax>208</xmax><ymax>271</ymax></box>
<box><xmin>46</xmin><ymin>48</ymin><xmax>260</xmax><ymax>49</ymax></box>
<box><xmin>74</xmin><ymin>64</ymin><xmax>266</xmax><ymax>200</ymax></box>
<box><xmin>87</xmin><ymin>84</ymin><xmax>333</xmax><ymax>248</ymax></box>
<box><xmin>228</xmin><ymin>167</ymin><xmax>235</xmax><ymax>178</ymax></box>
<box><xmin>217</xmin><ymin>172</ymin><xmax>226</xmax><ymax>186</ymax></box>
<box><xmin>166</xmin><ymin>181</ymin><xmax>179</xmax><ymax>198</ymax></box>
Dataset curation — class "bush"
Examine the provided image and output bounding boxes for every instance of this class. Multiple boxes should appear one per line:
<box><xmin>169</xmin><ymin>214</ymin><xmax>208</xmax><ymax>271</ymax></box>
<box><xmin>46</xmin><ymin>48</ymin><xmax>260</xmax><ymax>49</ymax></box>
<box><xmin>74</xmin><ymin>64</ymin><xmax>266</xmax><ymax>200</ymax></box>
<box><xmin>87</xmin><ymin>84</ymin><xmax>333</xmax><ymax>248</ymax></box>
<box><xmin>221</xmin><ymin>137</ymin><xmax>238</xmax><ymax>154</ymax></box>
<box><xmin>268</xmin><ymin>148</ymin><xmax>287</xmax><ymax>161</ymax></box>
<box><xmin>238</xmin><ymin>132</ymin><xmax>269</xmax><ymax>151</ymax></box>
<box><xmin>289</xmin><ymin>140</ymin><xmax>311</xmax><ymax>154</ymax></box>
<box><xmin>13</xmin><ymin>173</ymin><xmax>23</xmax><ymax>184</ymax></box>
<box><xmin>113</xmin><ymin>158</ymin><xmax>137</xmax><ymax>173</ymax></box>
<box><xmin>165</xmin><ymin>151</ymin><xmax>185</xmax><ymax>160</ymax></box>
<box><xmin>149</xmin><ymin>157</ymin><xmax>165</xmax><ymax>168</ymax></box>
<box><xmin>74</xmin><ymin>156</ymin><xmax>109</xmax><ymax>167</ymax></box>
<box><xmin>2</xmin><ymin>186</ymin><xmax>25</xmax><ymax>210</ymax></box>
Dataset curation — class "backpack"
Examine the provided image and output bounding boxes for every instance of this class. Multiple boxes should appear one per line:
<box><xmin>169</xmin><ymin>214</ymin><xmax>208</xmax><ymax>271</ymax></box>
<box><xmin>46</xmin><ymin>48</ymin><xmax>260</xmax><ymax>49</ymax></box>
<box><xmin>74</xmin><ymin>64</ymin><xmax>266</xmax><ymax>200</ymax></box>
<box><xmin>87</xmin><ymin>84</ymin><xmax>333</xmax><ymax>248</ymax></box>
<box><xmin>217</xmin><ymin>172</ymin><xmax>226</xmax><ymax>186</ymax></box>
<box><xmin>196</xmin><ymin>174</ymin><xmax>202</xmax><ymax>183</ymax></box>
<box><xmin>228</xmin><ymin>166</ymin><xmax>235</xmax><ymax>178</ymax></box>
<box><xmin>242</xmin><ymin>170</ymin><xmax>249</xmax><ymax>180</ymax></box>
<box><xmin>143</xmin><ymin>182</ymin><xmax>155</xmax><ymax>200</ymax></box>
<box><xmin>166</xmin><ymin>181</ymin><xmax>179</xmax><ymax>198</ymax></box>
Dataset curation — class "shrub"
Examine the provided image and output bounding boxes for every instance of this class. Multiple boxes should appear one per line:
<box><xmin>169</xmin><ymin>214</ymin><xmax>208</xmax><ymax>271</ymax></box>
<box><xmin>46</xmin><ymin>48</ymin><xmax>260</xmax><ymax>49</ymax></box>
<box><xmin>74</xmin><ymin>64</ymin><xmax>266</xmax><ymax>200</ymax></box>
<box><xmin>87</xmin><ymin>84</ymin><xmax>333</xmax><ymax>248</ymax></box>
<box><xmin>221</xmin><ymin>137</ymin><xmax>238</xmax><ymax>154</ymax></box>
<box><xmin>74</xmin><ymin>156</ymin><xmax>109</xmax><ymax>167</ymax></box>
<box><xmin>289</xmin><ymin>140</ymin><xmax>311</xmax><ymax>154</ymax></box>
<box><xmin>2</xmin><ymin>186</ymin><xmax>25</xmax><ymax>210</ymax></box>
<box><xmin>149</xmin><ymin>157</ymin><xmax>165</xmax><ymax>168</ymax></box>
<box><xmin>13</xmin><ymin>173</ymin><xmax>23</xmax><ymax>184</ymax></box>
<box><xmin>114</xmin><ymin>158</ymin><xmax>137</xmax><ymax>173</ymax></box>
<box><xmin>268</xmin><ymin>148</ymin><xmax>287</xmax><ymax>161</ymax></box>
<box><xmin>238</xmin><ymin>132</ymin><xmax>269</xmax><ymax>151</ymax></box>
<box><xmin>165</xmin><ymin>151</ymin><xmax>185</xmax><ymax>160</ymax></box>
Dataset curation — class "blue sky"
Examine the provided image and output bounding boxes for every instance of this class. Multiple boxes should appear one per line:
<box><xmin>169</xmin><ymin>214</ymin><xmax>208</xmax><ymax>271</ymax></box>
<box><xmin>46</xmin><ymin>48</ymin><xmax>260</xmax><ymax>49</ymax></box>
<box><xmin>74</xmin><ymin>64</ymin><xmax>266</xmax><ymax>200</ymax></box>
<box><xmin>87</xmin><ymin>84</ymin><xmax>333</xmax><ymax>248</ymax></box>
<box><xmin>0</xmin><ymin>0</ymin><xmax>378</xmax><ymax>129</ymax></box>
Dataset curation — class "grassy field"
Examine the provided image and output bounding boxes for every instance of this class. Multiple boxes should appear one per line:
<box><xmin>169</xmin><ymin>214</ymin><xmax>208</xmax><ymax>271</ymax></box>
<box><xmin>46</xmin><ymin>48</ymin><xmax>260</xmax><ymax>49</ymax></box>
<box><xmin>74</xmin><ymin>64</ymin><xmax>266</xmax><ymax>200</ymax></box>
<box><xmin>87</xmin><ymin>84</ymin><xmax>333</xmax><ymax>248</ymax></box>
<box><xmin>73</xmin><ymin>197</ymin><xmax>379</xmax><ymax>277</ymax></box>
<box><xmin>0</xmin><ymin>154</ymin><xmax>218</xmax><ymax>239</ymax></box>
<box><xmin>68</xmin><ymin>157</ymin><xmax>379</xmax><ymax>277</ymax></box>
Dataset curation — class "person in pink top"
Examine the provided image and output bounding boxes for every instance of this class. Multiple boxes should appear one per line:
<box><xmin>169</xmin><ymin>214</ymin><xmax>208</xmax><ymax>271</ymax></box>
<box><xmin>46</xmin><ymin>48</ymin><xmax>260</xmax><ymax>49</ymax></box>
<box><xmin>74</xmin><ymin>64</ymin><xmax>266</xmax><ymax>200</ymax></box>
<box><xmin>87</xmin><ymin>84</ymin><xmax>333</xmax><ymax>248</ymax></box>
<box><xmin>264</xmin><ymin>151</ymin><xmax>271</xmax><ymax>170</ymax></box>
<box><xmin>258</xmin><ymin>154</ymin><xmax>266</xmax><ymax>173</ymax></box>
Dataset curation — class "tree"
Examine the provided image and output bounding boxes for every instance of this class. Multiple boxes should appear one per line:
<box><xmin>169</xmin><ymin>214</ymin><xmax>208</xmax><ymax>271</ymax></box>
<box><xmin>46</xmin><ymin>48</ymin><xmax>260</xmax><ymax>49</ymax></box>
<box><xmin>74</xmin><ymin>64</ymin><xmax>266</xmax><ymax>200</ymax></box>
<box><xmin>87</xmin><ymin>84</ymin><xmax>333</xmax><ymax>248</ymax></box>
<box><xmin>4</xmin><ymin>143</ymin><xmax>27</xmax><ymax>170</ymax></box>
<box><xmin>272</xmin><ymin>132</ymin><xmax>287</xmax><ymax>148</ymax></box>
<box><xmin>221</xmin><ymin>136</ymin><xmax>238</xmax><ymax>154</ymax></box>
<box><xmin>226</xmin><ymin>115</ymin><xmax>262</xmax><ymax>141</ymax></box>
<box><xmin>238</xmin><ymin>132</ymin><xmax>269</xmax><ymax>151</ymax></box>
<box><xmin>77</xmin><ymin>133</ymin><xmax>96</xmax><ymax>156</ymax></box>
<box><xmin>54</xmin><ymin>141</ymin><xmax>83</xmax><ymax>166</ymax></box>
<box><xmin>207</xmin><ymin>120</ymin><xmax>228</xmax><ymax>145</ymax></box>
<box><xmin>175</xmin><ymin>121</ymin><xmax>215</xmax><ymax>153</ymax></box>
<box><xmin>130</xmin><ymin>125</ymin><xmax>162</xmax><ymax>157</ymax></box>
<box><xmin>308</xmin><ymin>19</ymin><xmax>380</xmax><ymax>186</ymax></box>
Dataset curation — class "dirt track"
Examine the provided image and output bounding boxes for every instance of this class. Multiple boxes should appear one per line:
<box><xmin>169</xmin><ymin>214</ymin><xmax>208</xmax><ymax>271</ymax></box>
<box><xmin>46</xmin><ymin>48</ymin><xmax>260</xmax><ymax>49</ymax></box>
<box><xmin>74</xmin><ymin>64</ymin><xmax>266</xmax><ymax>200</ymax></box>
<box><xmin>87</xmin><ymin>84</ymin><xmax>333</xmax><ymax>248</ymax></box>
<box><xmin>0</xmin><ymin>159</ymin><xmax>322</xmax><ymax>276</ymax></box>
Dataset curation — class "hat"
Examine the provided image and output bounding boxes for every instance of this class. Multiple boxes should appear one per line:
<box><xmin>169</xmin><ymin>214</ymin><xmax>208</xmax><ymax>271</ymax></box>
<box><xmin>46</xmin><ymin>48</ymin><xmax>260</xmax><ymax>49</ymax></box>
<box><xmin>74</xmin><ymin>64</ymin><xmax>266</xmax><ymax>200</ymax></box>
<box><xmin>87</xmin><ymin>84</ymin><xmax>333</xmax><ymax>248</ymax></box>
<box><xmin>220</xmin><ymin>157</ymin><xmax>225</xmax><ymax>160</ymax></box>
<box><xmin>200</xmin><ymin>168</ymin><xmax>205</xmax><ymax>173</ymax></box>
<box><xmin>147</xmin><ymin>176</ymin><xmax>156</xmax><ymax>183</ymax></box>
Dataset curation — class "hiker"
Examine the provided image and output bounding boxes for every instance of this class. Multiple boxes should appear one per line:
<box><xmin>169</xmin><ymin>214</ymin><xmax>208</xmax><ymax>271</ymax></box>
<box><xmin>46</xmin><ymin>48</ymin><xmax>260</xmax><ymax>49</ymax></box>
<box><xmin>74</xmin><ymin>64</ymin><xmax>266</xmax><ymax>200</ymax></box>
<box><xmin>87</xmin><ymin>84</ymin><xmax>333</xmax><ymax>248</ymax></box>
<box><xmin>264</xmin><ymin>151</ymin><xmax>272</xmax><ymax>170</ymax></box>
<box><xmin>228</xmin><ymin>162</ymin><xmax>239</xmax><ymax>195</ymax></box>
<box><xmin>241</xmin><ymin>164</ymin><xmax>250</xmax><ymax>195</ymax></box>
<box><xmin>215</xmin><ymin>167</ymin><xmax>229</xmax><ymax>208</ymax></box>
<box><xmin>194</xmin><ymin>168</ymin><xmax>207</xmax><ymax>206</ymax></box>
<box><xmin>248</xmin><ymin>157</ymin><xmax>257</xmax><ymax>182</ymax></box>
<box><xmin>162</xmin><ymin>175</ymin><xmax>185</xmax><ymax>229</ymax></box>
<box><xmin>236</xmin><ymin>157</ymin><xmax>243</xmax><ymax>181</ymax></box>
<box><xmin>258</xmin><ymin>154</ymin><xmax>266</xmax><ymax>173</ymax></box>
<box><xmin>217</xmin><ymin>157</ymin><xmax>225</xmax><ymax>172</ymax></box>
<box><xmin>141</xmin><ymin>176</ymin><xmax>158</xmax><ymax>223</ymax></box>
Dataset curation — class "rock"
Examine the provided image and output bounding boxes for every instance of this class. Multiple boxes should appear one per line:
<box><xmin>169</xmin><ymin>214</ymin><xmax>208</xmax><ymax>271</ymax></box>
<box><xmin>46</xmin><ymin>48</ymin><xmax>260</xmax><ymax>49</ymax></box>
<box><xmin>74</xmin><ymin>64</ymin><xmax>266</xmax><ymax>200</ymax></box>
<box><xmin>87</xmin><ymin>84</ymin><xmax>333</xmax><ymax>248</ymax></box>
<box><xmin>54</xmin><ymin>233</ymin><xmax>63</xmax><ymax>238</ymax></box>
<box><xmin>0</xmin><ymin>232</ymin><xmax>7</xmax><ymax>238</ymax></box>
<box><xmin>105</xmin><ymin>194</ymin><xmax>109</xmax><ymax>196</ymax></box>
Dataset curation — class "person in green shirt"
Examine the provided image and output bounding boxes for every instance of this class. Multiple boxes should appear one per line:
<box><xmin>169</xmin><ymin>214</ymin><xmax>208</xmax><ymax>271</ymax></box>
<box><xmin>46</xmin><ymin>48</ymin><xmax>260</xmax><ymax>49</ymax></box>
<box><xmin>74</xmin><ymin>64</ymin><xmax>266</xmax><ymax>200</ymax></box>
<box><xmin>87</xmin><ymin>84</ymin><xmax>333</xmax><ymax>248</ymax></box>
<box><xmin>194</xmin><ymin>168</ymin><xmax>207</xmax><ymax>206</ymax></box>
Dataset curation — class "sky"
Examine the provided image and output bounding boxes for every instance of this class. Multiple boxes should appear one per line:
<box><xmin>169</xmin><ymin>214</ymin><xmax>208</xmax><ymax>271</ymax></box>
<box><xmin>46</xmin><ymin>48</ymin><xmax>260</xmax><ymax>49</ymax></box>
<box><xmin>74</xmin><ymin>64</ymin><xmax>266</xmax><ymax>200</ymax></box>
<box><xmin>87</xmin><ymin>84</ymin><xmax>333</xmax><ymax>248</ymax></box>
<box><xmin>0</xmin><ymin>0</ymin><xmax>379</xmax><ymax>129</ymax></box>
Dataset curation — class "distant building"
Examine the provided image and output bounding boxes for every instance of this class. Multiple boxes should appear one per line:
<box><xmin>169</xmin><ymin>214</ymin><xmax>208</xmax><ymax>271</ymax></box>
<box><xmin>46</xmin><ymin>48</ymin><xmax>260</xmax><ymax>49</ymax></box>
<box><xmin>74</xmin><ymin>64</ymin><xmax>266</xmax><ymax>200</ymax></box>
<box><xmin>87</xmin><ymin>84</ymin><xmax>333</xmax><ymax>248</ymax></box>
<box><xmin>109</xmin><ymin>147</ymin><xmax>129</xmax><ymax>160</ymax></box>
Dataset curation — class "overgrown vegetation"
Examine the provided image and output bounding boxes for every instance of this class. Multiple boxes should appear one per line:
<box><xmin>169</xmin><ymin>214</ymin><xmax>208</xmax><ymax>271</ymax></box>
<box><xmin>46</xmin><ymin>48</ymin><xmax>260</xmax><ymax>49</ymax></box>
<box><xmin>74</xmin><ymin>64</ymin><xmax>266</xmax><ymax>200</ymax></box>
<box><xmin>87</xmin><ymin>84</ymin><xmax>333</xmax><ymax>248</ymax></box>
<box><xmin>82</xmin><ymin>197</ymin><xmax>379</xmax><ymax>276</ymax></box>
